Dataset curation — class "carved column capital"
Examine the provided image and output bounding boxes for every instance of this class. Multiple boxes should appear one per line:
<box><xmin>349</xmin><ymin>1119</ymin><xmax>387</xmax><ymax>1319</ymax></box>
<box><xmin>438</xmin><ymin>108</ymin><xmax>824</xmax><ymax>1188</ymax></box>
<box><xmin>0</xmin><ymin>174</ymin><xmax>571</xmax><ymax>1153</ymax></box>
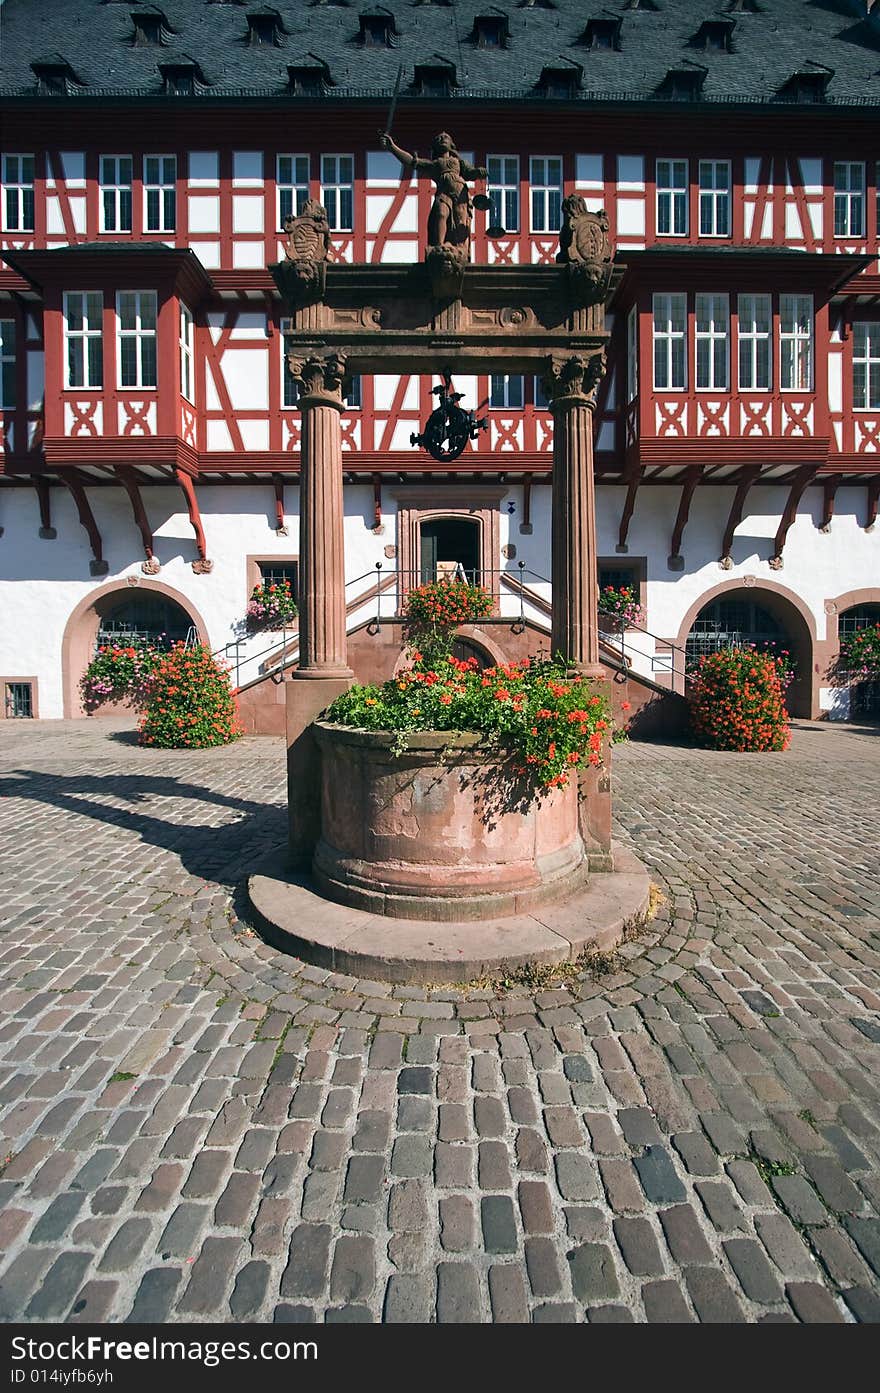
<box><xmin>290</xmin><ymin>351</ymin><xmax>348</xmax><ymax>409</ymax></box>
<box><xmin>542</xmin><ymin>350</ymin><xmax>607</xmax><ymax>410</ymax></box>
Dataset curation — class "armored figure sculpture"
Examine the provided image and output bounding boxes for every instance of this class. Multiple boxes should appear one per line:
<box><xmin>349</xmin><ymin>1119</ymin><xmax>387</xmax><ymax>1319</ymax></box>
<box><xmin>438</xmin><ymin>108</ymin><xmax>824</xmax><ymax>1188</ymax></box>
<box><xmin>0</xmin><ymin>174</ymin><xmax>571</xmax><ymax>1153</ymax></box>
<box><xmin>380</xmin><ymin>130</ymin><xmax>488</xmax><ymax>266</ymax></box>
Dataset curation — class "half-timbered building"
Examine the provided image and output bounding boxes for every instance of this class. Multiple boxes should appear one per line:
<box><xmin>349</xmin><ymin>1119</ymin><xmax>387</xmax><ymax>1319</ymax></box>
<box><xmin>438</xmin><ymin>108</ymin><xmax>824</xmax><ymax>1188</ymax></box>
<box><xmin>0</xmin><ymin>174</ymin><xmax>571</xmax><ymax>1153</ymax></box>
<box><xmin>1</xmin><ymin>0</ymin><xmax>878</xmax><ymax>728</ymax></box>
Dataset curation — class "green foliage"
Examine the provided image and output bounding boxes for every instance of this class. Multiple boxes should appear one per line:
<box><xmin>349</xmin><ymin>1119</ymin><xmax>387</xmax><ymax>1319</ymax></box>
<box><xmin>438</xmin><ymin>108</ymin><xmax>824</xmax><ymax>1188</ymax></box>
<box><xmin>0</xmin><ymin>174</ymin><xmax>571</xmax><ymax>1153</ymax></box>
<box><xmin>326</xmin><ymin>654</ymin><xmax>612</xmax><ymax>789</ymax></box>
<box><xmin>403</xmin><ymin>579</ymin><xmax>494</xmax><ymax>665</ymax></box>
<box><xmin>81</xmin><ymin>639</ymin><xmax>161</xmax><ymax>709</ymax></box>
<box><xmin>138</xmin><ymin>644</ymin><xmax>242</xmax><ymax>749</ymax></box>
<box><xmin>839</xmin><ymin>622</ymin><xmax>880</xmax><ymax>677</ymax></box>
<box><xmin>690</xmin><ymin>647</ymin><xmax>790</xmax><ymax>752</ymax></box>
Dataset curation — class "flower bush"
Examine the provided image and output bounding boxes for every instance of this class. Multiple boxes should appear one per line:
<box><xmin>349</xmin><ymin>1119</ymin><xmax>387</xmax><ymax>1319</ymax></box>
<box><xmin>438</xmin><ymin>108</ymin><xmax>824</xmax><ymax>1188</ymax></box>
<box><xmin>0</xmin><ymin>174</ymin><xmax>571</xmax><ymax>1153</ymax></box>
<box><xmin>598</xmin><ymin>585</ymin><xmax>642</xmax><ymax>629</ymax></box>
<box><xmin>838</xmin><ymin>622</ymin><xmax>880</xmax><ymax>678</ymax></box>
<box><xmin>81</xmin><ymin>639</ymin><xmax>161</xmax><ymax>709</ymax></box>
<box><xmin>689</xmin><ymin>647</ymin><xmax>790</xmax><ymax>752</ymax></box>
<box><xmin>138</xmin><ymin>644</ymin><xmax>242</xmax><ymax>749</ymax></box>
<box><xmin>246</xmin><ymin>578</ymin><xmax>298</xmax><ymax>630</ymax></box>
<box><xmin>326</xmin><ymin>654</ymin><xmax>611</xmax><ymax>789</ymax></box>
<box><xmin>403</xmin><ymin>579</ymin><xmax>494</xmax><ymax>666</ymax></box>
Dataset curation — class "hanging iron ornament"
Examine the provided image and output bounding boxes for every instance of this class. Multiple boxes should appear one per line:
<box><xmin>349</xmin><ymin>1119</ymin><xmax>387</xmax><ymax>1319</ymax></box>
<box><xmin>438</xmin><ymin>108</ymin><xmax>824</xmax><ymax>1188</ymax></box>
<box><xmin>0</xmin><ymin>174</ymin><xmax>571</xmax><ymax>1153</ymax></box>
<box><xmin>411</xmin><ymin>372</ymin><xmax>488</xmax><ymax>462</ymax></box>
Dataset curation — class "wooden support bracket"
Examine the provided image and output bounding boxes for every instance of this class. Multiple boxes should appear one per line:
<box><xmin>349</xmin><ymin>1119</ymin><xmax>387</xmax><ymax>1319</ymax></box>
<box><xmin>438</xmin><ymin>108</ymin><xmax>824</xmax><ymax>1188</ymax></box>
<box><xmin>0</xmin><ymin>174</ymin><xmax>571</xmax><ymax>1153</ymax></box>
<box><xmin>520</xmin><ymin>473</ymin><xmax>533</xmax><ymax>534</ymax></box>
<box><xmin>820</xmin><ymin>474</ymin><xmax>843</xmax><ymax>533</ymax></box>
<box><xmin>372</xmin><ymin>472</ymin><xmax>382</xmax><ymax>532</ymax></box>
<box><xmin>866</xmin><ymin>477</ymin><xmax>880</xmax><ymax>532</ymax></box>
<box><xmin>617</xmin><ymin>466</ymin><xmax>643</xmax><ymax>551</ymax></box>
<box><xmin>770</xmin><ymin>465</ymin><xmax>816</xmax><ymax>569</ymax></box>
<box><xmin>273</xmin><ymin>474</ymin><xmax>288</xmax><ymax>535</ymax></box>
<box><xmin>64</xmin><ymin>471</ymin><xmax>108</xmax><ymax>575</ymax></box>
<box><xmin>668</xmin><ymin>464</ymin><xmax>702</xmax><ymax>568</ymax></box>
<box><xmin>175</xmin><ymin>468</ymin><xmax>212</xmax><ymax>573</ymax></box>
<box><xmin>35</xmin><ymin>477</ymin><xmax>56</xmax><ymax>538</ymax></box>
<box><xmin>117</xmin><ymin>468</ymin><xmax>158</xmax><ymax>572</ymax></box>
<box><xmin>719</xmin><ymin>464</ymin><xmax>761</xmax><ymax>568</ymax></box>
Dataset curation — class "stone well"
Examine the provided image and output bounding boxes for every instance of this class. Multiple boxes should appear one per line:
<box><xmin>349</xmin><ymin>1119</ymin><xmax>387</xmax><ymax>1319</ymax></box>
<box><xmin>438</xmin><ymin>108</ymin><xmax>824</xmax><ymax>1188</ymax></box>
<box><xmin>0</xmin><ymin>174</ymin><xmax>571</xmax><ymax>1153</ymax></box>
<box><xmin>310</xmin><ymin>721</ymin><xmax>587</xmax><ymax>921</ymax></box>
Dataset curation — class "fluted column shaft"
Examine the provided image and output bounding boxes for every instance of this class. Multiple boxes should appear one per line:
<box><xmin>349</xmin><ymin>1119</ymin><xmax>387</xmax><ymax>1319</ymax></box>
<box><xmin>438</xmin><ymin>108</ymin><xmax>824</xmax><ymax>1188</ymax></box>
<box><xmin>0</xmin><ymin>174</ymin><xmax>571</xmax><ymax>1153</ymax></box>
<box><xmin>549</xmin><ymin>390</ymin><xmax>601</xmax><ymax>674</ymax></box>
<box><xmin>295</xmin><ymin>387</ymin><xmax>353</xmax><ymax>680</ymax></box>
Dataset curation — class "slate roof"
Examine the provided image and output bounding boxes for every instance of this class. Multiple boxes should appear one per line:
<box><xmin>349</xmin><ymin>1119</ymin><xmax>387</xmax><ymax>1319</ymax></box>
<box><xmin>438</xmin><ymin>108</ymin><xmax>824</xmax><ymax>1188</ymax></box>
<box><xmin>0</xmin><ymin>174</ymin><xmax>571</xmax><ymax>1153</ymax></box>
<box><xmin>1</xmin><ymin>0</ymin><xmax>879</xmax><ymax>105</ymax></box>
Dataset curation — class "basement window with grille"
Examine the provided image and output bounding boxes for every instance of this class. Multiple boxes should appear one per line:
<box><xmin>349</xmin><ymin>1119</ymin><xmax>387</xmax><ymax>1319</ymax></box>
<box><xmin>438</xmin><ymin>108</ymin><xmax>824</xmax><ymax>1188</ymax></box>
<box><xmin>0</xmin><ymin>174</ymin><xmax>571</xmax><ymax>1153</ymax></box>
<box><xmin>4</xmin><ymin>683</ymin><xmax>33</xmax><ymax>719</ymax></box>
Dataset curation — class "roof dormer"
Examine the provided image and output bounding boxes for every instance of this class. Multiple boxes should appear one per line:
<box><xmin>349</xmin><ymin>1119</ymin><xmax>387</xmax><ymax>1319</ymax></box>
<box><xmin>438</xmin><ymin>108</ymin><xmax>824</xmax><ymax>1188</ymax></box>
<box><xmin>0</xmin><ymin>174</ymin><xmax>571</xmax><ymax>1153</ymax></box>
<box><xmin>287</xmin><ymin>56</ymin><xmax>334</xmax><ymax>94</ymax></box>
<box><xmin>471</xmin><ymin>11</ymin><xmax>510</xmax><ymax>47</ymax></box>
<box><xmin>623</xmin><ymin>0</ymin><xmax>658</xmax><ymax>11</ymax></box>
<box><xmin>777</xmin><ymin>66</ymin><xmax>833</xmax><ymax>103</ymax></box>
<box><xmin>131</xmin><ymin>7</ymin><xmax>174</xmax><ymax>44</ymax></box>
<box><xmin>31</xmin><ymin>56</ymin><xmax>85</xmax><ymax>95</ymax></box>
<box><xmin>537</xmin><ymin>62</ymin><xmax>582</xmax><ymax>98</ymax></box>
<box><xmin>656</xmin><ymin>64</ymin><xmax>707</xmax><ymax>99</ymax></box>
<box><xmin>413</xmin><ymin>59</ymin><xmax>457</xmax><ymax>96</ymax></box>
<box><xmin>692</xmin><ymin>19</ymin><xmax>735</xmax><ymax>52</ymax></box>
<box><xmin>582</xmin><ymin>16</ymin><xmax>622</xmax><ymax>50</ymax></box>
<box><xmin>247</xmin><ymin>8</ymin><xmax>285</xmax><ymax>45</ymax></box>
<box><xmin>358</xmin><ymin>8</ymin><xmax>397</xmax><ymax>46</ymax></box>
<box><xmin>159</xmin><ymin>59</ymin><xmax>209</xmax><ymax>95</ymax></box>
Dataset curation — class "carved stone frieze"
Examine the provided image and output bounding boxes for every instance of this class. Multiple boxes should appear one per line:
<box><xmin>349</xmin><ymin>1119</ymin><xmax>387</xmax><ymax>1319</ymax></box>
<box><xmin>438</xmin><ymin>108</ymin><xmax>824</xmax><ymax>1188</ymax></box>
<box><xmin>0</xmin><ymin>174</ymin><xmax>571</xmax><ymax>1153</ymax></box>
<box><xmin>542</xmin><ymin>350</ymin><xmax>607</xmax><ymax>408</ymax></box>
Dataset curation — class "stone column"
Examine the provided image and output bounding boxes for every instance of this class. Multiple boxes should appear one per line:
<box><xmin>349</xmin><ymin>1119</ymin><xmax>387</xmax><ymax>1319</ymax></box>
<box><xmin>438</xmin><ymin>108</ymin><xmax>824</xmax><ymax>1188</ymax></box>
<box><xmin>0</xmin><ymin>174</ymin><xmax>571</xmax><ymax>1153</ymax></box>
<box><xmin>287</xmin><ymin>352</ymin><xmax>354</xmax><ymax>868</ymax></box>
<box><xmin>544</xmin><ymin>351</ymin><xmax>613</xmax><ymax>870</ymax></box>
<box><xmin>545</xmin><ymin>351</ymin><xmax>606</xmax><ymax>676</ymax></box>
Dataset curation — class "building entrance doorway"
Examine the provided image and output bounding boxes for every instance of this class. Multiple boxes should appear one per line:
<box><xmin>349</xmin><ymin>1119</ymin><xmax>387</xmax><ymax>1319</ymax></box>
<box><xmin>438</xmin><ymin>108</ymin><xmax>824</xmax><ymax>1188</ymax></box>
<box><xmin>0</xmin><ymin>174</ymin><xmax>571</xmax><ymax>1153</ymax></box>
<box><xmin>685</xmin><ymin>588</ymin><xmax>814</xmax><ymax>717</ymax></box>
<box><xmin>420</xmin><ymin>518</ymin><xmax>481</xmax><ymax>585</ymax></box>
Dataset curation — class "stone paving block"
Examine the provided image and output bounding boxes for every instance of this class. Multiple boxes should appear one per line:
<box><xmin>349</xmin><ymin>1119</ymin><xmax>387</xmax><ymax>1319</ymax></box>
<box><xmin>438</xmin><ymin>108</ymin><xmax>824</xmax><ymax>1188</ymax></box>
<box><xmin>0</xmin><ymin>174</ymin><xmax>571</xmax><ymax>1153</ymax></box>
<box><xmin>28</xmin><ymin>1193</ymin><xmax>86</xmax><ymax>1244</ymax></box>
<box><xmin>634</xmin><ymin>1147</ymin><xmax>686</xmax><ymax>1204</ymax></box>
<box><xmin>281</xmin><ymin>1224</ymin><xmax>332</xmax><ymax>1299</ymax></box>
<box><xmin>786</xmin><ymin>1281</ymin><xmax>846</xmax><ymax>1323</ymax></box>
<box><xmin>672</xmin><ymin>1131</ymin><xmax>719</xmax><ymax>1177</ymax></box>
<box><xmin>388</xmin><ymin>1179</ymin><xmax>428</xmax><ymax>1234</ymax></box>
<box><xmin>555</xmin><ymin>1153</ymin><xmax>600</xmax><ymax>1202</ymax></box>
<box><xmin>126</xmin><ymin>1268</ymin><xmax>182</xmax><ymax>1324</ymax></box>
<box><xmin>436</xmin><ymin>1262</ymin><xmax>482</xmax><ymax>1323</ymax></box>
<box><xmin>842</xmin><ymin>1287</ymin><xmax>880</xmax><ymax>1324</ymax></box>
<box><xmin>517</xmin><ymin>1179</ymin><xmax>554</xmax><ymax>1234</ymax></box>
<box><xmin>440</xmin><ymin>1195</ymin><xmax>475</xmax><ymax>1251</ymax></box>
<box><xmin>435</xmin><ymin>1142</ymin><xmax>473</xmax><ymax>1188</ymax></box>
<box><xmin>567</xmin><ymin>1243</ymin><xmax>620</xmax><ymax>1303</ymax></box>
<box><xmin>723</xmin><ymin>1238</ymin><xmax>784</xmax><ymax>1304</ymax></box>
<box><xmin>754</xmin><ymin>1214</ymin><xmax>819</xmax><ymax>1281</ymax></box>
<box><xmin>695</xmin><ymin>1181</ymin><xmax>749</xmax><ymax>1234</ymax></box>
<box><xmin>525</xmin><ymin>1236</ymin><xmax>564</xmax><ymax>1296</ymax></box>
<box><xmin>642</xmin><ymin>1279</ymin><xmax>695</xmax><ymax>1323</ymax></box>
<box><xmin>230</xmin><ymin>1261</ymin><xmax>270</xmax><ymax>1319</ymax></box>
<box><xmin>384</xmin><ymin>1274</ymin><xmax>433</xmax><ymax>1323</ymax></box>
<box><xmin>684</xmin><ymin>1267</ymin><xmax>746</xmax><ymax>1323</ymax></box>
<box><xmin>68</xmin><ymin>1280</ymin><xmax>117</xmax><ymax>1323</ymax></box>
<box><xmin>478</xmin><ymin>1140</ymin><xmax>513</xmax><ymax>1191</ymax></box>
<box><xmin>26</xmin><ymin>1252</ymin><xmax>92</xmax><ymax>1320</ymax></box>
<box><xmin>489</xmin><ymin>1263</ymin><xmax>530</xmax><ymax>1322</ymax></box>
<box><xmin>658</xmin><ymin>1205</ymin><xmax>714</xmax><ymax>1266</ymax></box>
<box><xmin>252</xmin><ymin>1197</ymin><xmax>292</xmax><ymax>1256</ymax></box>
<box><xmin>613</xmin><ymin>1217</ymin><xmax>665</xmax><ymax>1276</ymax></box>
<box><xmin>771</xmin><ymin>1175</ymin><xmax>829</xmax><ymax>1226</ymax></box>
<box><xmin>481</xmin><ymin>1194</ymin><xmax>518</xmax><ymax>1254</ymax></box>
<box><xmin>330</xmin><ymin>1235</ymin><xmax>376</xmax><ymax>1302</ymax></box>
<box><xmin>843</xmin><ymin>1218</ymin><xmax>880</xmax><ymax>1277</ymax></box>
<box><xmin>515</xmin><ymin>1128</ymin><xmax>549</xmax><ymax>1174</ymax></box>
<box><xmin>803</xmin><ymin>1156</ymin><xmax>865</xmax><ymax>1215</ymax></box>
<box><xmin>599</xmin><ymin>1157</ymin><xmax>646</xmax><ymax>1215</ymax></box>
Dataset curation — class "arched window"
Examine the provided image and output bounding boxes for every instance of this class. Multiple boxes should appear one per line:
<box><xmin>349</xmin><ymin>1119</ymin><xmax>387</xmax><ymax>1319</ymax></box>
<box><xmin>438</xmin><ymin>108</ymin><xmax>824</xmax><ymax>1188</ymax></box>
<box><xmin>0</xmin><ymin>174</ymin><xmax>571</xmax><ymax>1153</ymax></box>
<box><xmin>96</xmin><ymin>594</ymin><xmax>194</xmax><ymax>648</ymax></box>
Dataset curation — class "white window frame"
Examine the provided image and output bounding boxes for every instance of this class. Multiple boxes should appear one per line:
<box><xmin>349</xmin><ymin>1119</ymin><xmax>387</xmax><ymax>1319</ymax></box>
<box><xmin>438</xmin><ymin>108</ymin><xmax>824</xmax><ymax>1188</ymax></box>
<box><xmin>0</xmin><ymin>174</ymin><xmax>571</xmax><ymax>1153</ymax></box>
<box><xmin>780</xmin><ymin>294</ymin><xmax>813</xmax><ymax>392</ymax></box>
<box><xmin>144</xmin><ymin>155</ymin><xmax>177</xmax><ymax>233</ymax></box>
<box><xmin>533</xmin><ymin>375</ymin><xmax>549</xmax><ymax>410</ymax></box>
<box><xmin>487</xmin><ymin>155</ymin><xmax>519</xmax><ymax>234</ymax></box>
<box><xmin>833</xmin><ymin>161</ymin><xmax>865</xmax><ymax>239</ymax></box>
<box><xmin>626</xmin><ymin>305</ymin><xmax>638</xmax><ymax>402</ymax></box>
<box><xmin>489</xmin><ymin>374</ymin><xmax>524</xmax><ymax>409</ymax></box>
<box><xmin>2</xmin><ymin>154</ymin><xmax>35</xmax><ymax>233</ymax></box>
<box><xmin>656</xmin><ymin>159</ymin><xmax>688</xmax><ymax>237</ymax></box>
<box><xmin>698</xmin><ymin>160</ymin><xmax>730</xmax><ymax>238</ymax></box>
<box><xmin>695</xmin><ymin>294</ymin><xmax>729</xmax><ymax>391</ymax></box>
<box><xmin>117</xmin><ymin>290</ymin><xmax>158</xmax><ymax>389</ymax></box>
<box><xmin>63</xmin><ymin>291</ymin><xmax>104</xmax><ymax>389</ymax></box>
<box><xmin>100</xmin><ymin>155</ymin><xmax>133</xmax><ymax>233</ymax></box>
<box><xmin>737</xmin><ymin>293</ymin><xmax>772</xmax><ymax>391</ymax></box>
<box><xmin>529</xmin><ymin>157</ymin><xmax>563</xmax><ymax>234</ymax></box>
<box><xmin>320</xmin><ymin>154</ymin><xmax>354</xmax><ymax>233</ymax></box>
<box><xmin>179</xmin><ymin>302</ymin><xmax>194</xmax><ymax>402</ymax></box>
<box><xmin>652</xmin><ymin>293</ymin><xmax>687</xmax><ymax>391</ymax></box>
<box><xmin>0</xmin><ymin>319</ymin><xmax>16</xmax><ymax>409</ymax></box>
<box><xmin>277</xmin><ymin>154</ymin><xmax>310</xmax><ymax>229</ymax></box>
<box><xmin>853</xmin><ymin>321</ymin><xmax>880</xmax><ymax>411</ymax></box>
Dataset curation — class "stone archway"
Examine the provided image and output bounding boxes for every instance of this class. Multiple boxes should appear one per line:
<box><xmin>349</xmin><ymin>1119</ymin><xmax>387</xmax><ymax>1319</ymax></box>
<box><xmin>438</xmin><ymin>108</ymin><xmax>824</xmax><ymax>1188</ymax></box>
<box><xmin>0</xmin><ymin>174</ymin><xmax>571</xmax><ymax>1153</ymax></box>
<box><xmin>674</xmin><ymin>578</ymin><xmax>818</xmax><ymax>718</ymax></box>
<box><xmin>61</xmin><ymin>579</ymin><xmax>210</xmax><ymax>718</ymax></box>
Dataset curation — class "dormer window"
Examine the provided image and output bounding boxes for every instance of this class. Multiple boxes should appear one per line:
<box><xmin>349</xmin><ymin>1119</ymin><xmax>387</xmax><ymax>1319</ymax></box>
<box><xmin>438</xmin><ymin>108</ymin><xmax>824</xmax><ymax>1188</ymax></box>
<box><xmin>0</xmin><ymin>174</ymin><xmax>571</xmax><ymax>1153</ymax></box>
<box><xmin>247</xmin><ymin>10</ymin><xmax>283</xmax><ymax>44</ymax></box>
<box><xmin>131</xmin><ymin>8</ymin><xmax>173</xmax><ymax>44</ymax></box>
<box><xmin>473</xmin><ymin>14</ymin><xmax>509</xmax><ymax>47</ymax></box>
<box><xmin>656</xmin><ymin>67</ymin><xmax>706</xmax><ymax>99</ymax></box>
<box><xmin>31</xmin><ymin>58</ymin><xmax>83</xmax><ymax>95</ymax></box>
<box><xmin>623</xmin><ymin>0</ymin><xmax>658</xmax><ymax>11</ymax></box>
<box><xmin>520</xmin><ymin>0</ymin><xmax>556</xmax><ymax>9</ymax></box>
<box><xmin>584</xmin><ymin>17</ymin><xmax>622</xmax><ymax>51</ymax></box>
<box><xmin>693</xmin><ymin>20</ymin><xmax>734</xmax><ymax>52</ymax></box>
<box><xmin>728</xmin><ymin>0</ymin><xmax>761</xmax><ymax>12</ymax></box>
<box><xmin>414</xmin><ymin>63</ymin><xmax>456</xmax><ymax>97</ymax></box>
<box><xmin>778</xmin><ymin>68</ymin><xmax>831</xmax><ymax>103</ymax></box>
<box><xmin>159</xmin><ymin>61</ymin><xmax>206</xmax><ymax>95</ymax></box>
<box><xmin>538</xmin><ymin>65</ymin><xmax>581</xmax><ymax>98</ymax></box>
<box><xmin>358</xmin><ymin>10</ymin><xmax>396</xmax><ymax>46</ymax></box>
<box><xmin>287</xmin><ymin>60</ymin><xmax>332</xmax><ymax>94</ymax></box>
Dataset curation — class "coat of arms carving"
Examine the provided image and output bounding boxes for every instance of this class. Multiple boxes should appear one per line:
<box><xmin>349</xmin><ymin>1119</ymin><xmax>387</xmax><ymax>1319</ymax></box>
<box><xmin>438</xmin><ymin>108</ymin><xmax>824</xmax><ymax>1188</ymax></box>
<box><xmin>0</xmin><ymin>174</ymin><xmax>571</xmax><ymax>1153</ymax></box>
<box><xmin>282</xmin><ymin>199</ymin><xmax>333</xmax><ymax>300</ymax></box>
<box><xmin>556</xmin><ymin>196</ymin><xmax>614</xmax><ymax>306</ymax></box>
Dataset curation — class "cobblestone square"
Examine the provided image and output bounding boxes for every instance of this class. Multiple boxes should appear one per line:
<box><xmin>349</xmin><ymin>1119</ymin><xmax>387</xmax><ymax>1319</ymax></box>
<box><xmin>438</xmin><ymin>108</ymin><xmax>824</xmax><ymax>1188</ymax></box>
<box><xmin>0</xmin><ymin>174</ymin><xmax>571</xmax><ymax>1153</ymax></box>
<box><xmin>0</xmin><ymin>719</ymin><xmax>878</xmax><ymax>1324</ymax></box>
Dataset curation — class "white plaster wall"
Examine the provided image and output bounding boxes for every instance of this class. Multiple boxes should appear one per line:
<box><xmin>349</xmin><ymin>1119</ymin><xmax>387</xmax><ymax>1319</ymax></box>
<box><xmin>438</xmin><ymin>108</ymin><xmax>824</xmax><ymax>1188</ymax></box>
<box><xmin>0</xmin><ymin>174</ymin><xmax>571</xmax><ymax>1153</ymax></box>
<box><xmin>1</xmin><ymin>481</ymin><xmax>876</xmax><ymax>719</ymax></box>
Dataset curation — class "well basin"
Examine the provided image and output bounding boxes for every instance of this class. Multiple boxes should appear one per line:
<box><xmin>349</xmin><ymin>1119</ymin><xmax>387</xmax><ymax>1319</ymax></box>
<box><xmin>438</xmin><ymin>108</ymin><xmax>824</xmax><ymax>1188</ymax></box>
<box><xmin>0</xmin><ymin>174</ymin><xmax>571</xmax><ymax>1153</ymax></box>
<box><xmin>311</xmin><ymin>721</ymin><xmax>587</xmax><ymax>921</ymax></box>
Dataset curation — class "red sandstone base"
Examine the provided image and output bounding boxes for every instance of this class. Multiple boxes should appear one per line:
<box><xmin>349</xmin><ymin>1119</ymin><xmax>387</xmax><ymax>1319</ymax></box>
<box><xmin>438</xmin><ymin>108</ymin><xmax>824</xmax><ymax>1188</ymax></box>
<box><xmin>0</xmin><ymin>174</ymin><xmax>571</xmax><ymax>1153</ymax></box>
<box><xmin>311</xmin><ymin>722</ymin><xmax>587</xmax><ymax>921</ymax></box>
<box><xmin>248</xmin><ymin>841</ymin><xmax>652</xmax><ymax>985</ymax></box>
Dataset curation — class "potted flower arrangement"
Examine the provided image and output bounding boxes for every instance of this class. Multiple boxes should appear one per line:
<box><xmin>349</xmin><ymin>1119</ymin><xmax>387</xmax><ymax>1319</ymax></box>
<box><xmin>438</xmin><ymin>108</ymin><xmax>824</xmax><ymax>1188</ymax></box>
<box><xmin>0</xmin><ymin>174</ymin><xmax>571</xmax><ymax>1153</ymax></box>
<box><xmin>246</xmin><ymin>577</ymin><xmax>298</xmax><ymax>631</ymax></box>
<box><xmin>311</xmin><ymin>580</ymin><xmax>612</xmax><ymax>920</ymax></box>
<box><xmin>598</xmin><ymin>585</ymin><xmax>642</xmax><ymax>632</ymax></box>
<box><xmin>138</xmin><ymin>643</ymin><xmax>242</xmax><ymax>749</ymax></box>
<box><xmin>689</xmin><ymin>646</ymin><xmax>790</xmax><ymax>752</ymax></box>
<box><xmin>81</xmin><ymin>638</ymin><xmax>161</xmax><ymax>712</ymax></box>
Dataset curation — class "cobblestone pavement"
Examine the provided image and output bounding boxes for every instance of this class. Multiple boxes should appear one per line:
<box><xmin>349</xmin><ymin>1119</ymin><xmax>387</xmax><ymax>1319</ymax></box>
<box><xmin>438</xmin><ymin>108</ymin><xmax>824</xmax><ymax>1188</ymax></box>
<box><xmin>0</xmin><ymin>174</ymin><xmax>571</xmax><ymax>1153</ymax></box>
<box><xmin>0</xmin><ymin>718</ymin><xmax>878</xmax><ymax>1325</ymax></box>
